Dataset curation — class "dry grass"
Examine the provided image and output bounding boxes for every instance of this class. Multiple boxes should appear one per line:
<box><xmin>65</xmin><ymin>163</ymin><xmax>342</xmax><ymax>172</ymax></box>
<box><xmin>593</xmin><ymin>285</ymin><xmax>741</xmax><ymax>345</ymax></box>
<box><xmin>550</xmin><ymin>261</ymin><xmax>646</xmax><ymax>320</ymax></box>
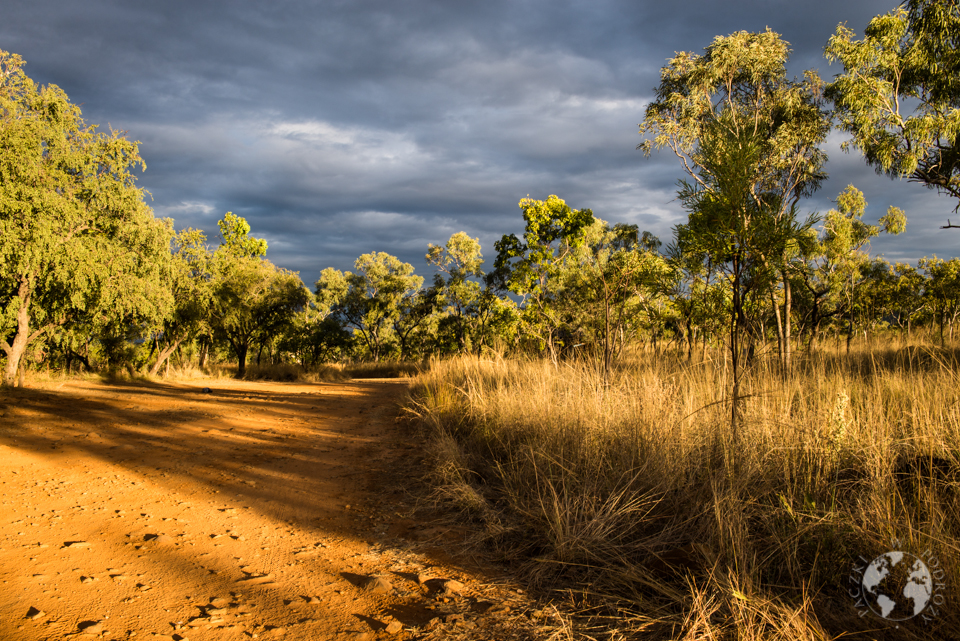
<box><xmin>23</xmin><ymin>360</ymin><xmax>424</xmax><ymax>385</ymax></box>
<box><xmin>407</xmin><ymin>345</ymin><xmax>960</xmax><ymax>640</ymax></box>
<box><xmin>158</xmin><ymin>361</ymin><xmax>423</xmax><ymax>382</ymax></box>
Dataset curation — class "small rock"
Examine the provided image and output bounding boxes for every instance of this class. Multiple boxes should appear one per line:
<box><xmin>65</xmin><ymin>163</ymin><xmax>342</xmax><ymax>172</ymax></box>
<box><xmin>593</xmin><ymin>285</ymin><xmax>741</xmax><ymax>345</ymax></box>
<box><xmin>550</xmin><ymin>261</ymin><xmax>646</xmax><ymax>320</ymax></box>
<box><xmin>80</xmin><ymin>576</ymin><xmax>94</xmax><ymax>584</ymax></box>
<box><xmin>362</xmin><ymin>576</ymin><xmax>393</xmax><ymax>594</ymax></box>
<box><xmin>78</xmin><ymin>621</ymin><xmax>104</xmax><ymax>635</ymax></box>
<box><xmin>306</xmin><ymin>597</ymin><xmax>321</xmax><ymax>605</ymax></box>
<box><xmin>64</xmin><ymin>541</ymin><xmax>91</xmax><ymax>549</ymax></box>
<box><xmin>471</xmin><ymin>601</ymin><xmax>495</xmax><ymax>614</ymax></box>
<box><xmin>237</xmin><ymin>573</ymin><xmax>274</xmax><ymax>585</ymax></box>
<box><xmin>384</xmin><ymin>621</ymin><xmax>403</xmax><ymax>634</ymax></box>
<box><xmin>146</xmin><ymin>534</ymin><xmax>174</xmax><ymax>546</ymax></box>
<box><xmin>416</xmin><ymin>572</ymin><xmax>435</xmax><ymax>585</ymax></box>
<box><xmin>442</xmin><ymin>579</ymin><xmax>464</xmax><ymax>595</ymax></box>
<box><xmin>25</xmin><ymin>606</ymin><xmax>44</xmax><ymax>620</ymax></box>
<box><xmin>201</xmin><ymin>388</ymin><xmax>212</xmax><ymax>394</ymax></box>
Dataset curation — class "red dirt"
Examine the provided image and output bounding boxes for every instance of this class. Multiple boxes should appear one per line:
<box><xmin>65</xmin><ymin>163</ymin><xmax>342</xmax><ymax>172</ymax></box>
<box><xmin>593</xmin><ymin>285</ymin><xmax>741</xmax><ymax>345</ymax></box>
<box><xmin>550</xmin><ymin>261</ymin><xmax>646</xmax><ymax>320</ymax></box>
<box><xmin>0</xmin><ymin>378</ymin><xmax>547</xmax><ymax>641</ymax></box>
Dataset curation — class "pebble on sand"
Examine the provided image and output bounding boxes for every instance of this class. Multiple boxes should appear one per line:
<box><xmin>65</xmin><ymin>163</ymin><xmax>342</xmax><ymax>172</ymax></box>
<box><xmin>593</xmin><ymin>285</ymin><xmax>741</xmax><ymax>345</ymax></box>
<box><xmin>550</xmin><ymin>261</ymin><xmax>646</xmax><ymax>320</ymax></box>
<box><xmin>361</xmin><ymin>576</ymin><xmax>393</xmax><ymax>594</ymax></box>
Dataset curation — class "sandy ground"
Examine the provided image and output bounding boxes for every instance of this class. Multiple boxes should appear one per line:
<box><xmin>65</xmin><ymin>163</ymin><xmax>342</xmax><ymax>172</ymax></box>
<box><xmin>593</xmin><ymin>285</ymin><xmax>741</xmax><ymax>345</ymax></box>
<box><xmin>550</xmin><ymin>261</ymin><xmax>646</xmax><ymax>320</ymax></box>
<box><xmin>0</xmin><ymin>377</ymin><xmax>551</xmax><ymax>641</ymax></box>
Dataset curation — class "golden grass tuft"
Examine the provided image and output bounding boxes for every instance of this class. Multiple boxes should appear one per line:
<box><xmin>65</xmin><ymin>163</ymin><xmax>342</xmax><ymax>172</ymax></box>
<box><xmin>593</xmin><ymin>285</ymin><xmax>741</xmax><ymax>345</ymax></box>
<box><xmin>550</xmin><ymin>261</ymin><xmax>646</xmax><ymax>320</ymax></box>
<box><xmin>407</xmin><ymin>347</ymin><xmax>960</xmax><ymax>639</ymax></box>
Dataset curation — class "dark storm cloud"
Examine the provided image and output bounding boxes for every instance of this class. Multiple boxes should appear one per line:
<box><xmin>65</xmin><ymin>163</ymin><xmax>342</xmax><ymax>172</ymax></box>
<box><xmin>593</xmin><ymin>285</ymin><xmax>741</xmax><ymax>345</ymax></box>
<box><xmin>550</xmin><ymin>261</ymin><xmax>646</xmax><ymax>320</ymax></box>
<box><xmin>2</xmin><ymin>0</ymin><xmax>953</xmax><ymax>283</ymax></box>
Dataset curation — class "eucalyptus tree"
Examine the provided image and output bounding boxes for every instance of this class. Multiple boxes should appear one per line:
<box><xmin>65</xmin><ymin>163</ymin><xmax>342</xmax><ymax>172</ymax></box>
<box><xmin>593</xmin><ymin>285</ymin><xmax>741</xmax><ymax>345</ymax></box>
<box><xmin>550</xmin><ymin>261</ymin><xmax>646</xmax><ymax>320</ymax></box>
<box><xmin>0</xmin><ymin>50</ymin><xmax>172</xmax><ymax>385</ymax></box>
<box><xmin>639</xmin><ymin>29</ymin><xmax>830</xmax><ymax>375</ymax></box>
<box><xmin>826</xmin><ymin>1</ymin><xmax>960</xmax><ymax>216</ymax></box>
<box><xmin>426</xmin><ymin>232</ymin><xmax>484</xmax><ymax>354</ymax></box>
<box><xmin>208</xmin><ymin>213</ymin><xmax>308</xmax><ymax>376</ymax></box>
<box><xmin>148</xmin><ymin>228</ymin><xmax>213</xmax><ymax>376</ymax></box>
<box><xmin>671</xmin><ymin>120</ymin><xmax>789</xmax><ymax>422</ymax></box>
<box><xmin>919</xmin><ymin>256</ymin><xmax>960</xmax><ymax>346</ymax></box>
<box><xmin>798</xmin><ymin>185</ymin><xmax>906</xmax><ymax>351</ymax></box>
<box><xmin>490</xmin><ymin>195</ymin><xmax>594</xmax><ymax>363</ymax></box>
<box><xmin>890</xmin><ymin>262</ymin><xmax>927</xmax><ymax>337</ymax></box>
<box><xmin>561</xmin><ymin>221</ymin><xmax>673</xmax><ymax>373</ymax></box>
<box><xmin>277</xmin><ymin>291</ymin><xmax>355</xmax><ymax>367</ymax></box>
<box><xmin>316</xmin><ymin>252</ymin><xmax>424</xmax><ymax>362</ymax></box>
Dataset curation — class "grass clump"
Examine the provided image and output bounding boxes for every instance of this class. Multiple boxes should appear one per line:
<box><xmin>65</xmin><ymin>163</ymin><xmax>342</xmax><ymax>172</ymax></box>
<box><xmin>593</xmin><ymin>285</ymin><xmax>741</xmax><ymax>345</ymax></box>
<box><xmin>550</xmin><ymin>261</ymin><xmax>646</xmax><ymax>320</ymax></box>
<box><xmin>160</xmin><ymin>361</ymin><xmax>423</xmax><ymax>382</ymax></box>
<box><xmin>408</xmin><ymin>348</ymin><xmax>960</xmax><ymax>639</ymax></box>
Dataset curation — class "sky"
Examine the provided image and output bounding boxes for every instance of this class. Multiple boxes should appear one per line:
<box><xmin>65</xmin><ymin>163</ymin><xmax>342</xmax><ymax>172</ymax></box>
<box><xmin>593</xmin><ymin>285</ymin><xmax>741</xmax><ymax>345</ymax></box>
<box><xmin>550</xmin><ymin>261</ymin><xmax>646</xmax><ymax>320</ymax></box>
<box><xmin>3</xmin><ymin>0</ymin><xmax>955</xmax><ymax>286</ymax></box>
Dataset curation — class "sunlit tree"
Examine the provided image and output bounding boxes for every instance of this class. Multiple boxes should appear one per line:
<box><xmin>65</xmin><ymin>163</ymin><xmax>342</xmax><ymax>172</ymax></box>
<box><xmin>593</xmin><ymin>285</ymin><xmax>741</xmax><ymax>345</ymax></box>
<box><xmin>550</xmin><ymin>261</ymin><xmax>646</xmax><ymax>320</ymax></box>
<box><xmin>491</xmin><ymin>195</ymin><xmax>594</xmax><ymax>363</ymax></box>
<box><xmin>316</xmin><ymin>252</ymin><xmax>425</xmax><ymax>362</ymax></box>
<box><xmin>826</xmin><ymin>1</ymin><xmax>960</xmax><ymax>216</ymax></box>
<box><xmin>640</xmin><ymin>29</ymin><xmax>830</xmax><ymax>376</ymax></box>
<box><xmin>208</xmin><ymin>213</ymin><xmax>307</xmax><ymax>376</ymax></box>
<box><xmin>0</xmin><ymin>50</ymin><xmax>172</xmax><ymax>385</ymax></box>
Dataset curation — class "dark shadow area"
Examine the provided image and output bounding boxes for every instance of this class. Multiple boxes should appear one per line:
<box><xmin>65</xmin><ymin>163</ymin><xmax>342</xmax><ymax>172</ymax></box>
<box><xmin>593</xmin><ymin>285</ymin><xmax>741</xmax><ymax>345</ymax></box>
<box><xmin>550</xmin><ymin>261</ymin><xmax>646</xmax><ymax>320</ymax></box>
<box><xmin>383</xmin><ymin>602</ymin><xmax>439</xmax><ymax>627</ymax></box>
<box><xmin>339</xmin><ymin>572</ymin><xmax>372</xmax><ymax>589</ymax></box>
<box><xmin>0</xmin><ymin>377</ymin><xmax>437</xmax><ymax>640</ymax></box>
<box><xmin>390</xmin><ymin>570</ymin><xmax>420</xmax><ymax>585</ymax></box>
<box><xmin>352</xmin><ymin>613</ymin><xmax>386</xmax><ymax>631</ymax></box>
<box><xmin>0</xmin><ymin>377</ymin><xmax>432</xmax><ymax>552</ymax></box>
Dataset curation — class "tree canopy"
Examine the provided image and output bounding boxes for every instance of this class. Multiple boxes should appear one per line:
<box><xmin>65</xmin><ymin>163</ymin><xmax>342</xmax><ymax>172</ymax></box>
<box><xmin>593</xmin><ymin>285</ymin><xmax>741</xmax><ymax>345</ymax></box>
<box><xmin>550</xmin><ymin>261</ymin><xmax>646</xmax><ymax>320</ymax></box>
<box><xmin>826</xmin><ymin>0</ymin><xmax>960</xmax><ymax>210</ymax></box>
<box><xmin>0</xmin><ymin>50</ymin><xmax>171</xmax><ymax>386</ymax></box>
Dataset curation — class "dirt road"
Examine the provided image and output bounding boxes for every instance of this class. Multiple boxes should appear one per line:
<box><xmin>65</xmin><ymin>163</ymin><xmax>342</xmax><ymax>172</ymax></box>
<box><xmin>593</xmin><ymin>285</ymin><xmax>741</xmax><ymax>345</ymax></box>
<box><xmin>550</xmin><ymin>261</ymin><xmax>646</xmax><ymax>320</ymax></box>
<box><xmin>0</xmin><ymin>378</ymin><xmax>546</xmax><ymax>641</ymax></box>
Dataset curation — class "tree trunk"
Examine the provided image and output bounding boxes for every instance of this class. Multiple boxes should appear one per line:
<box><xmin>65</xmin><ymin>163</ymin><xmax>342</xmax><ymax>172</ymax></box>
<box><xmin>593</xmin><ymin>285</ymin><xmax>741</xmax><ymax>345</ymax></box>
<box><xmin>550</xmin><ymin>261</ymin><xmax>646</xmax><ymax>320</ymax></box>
<box><xmin>783</xmin><ymin>274</ymin><xmax>792</xmax><ymax>372</ymax></box>
<box><xmin>847</xmin><ymin>317</ymin><xmax>853</xmax><ymax>355</ymax></box>
<box><xmin>602</xmin><ymin>287</ymin><xmax>612</xmax><ymax>377</ymax></box>
<box><xmin>731</xmin><ymin>253</ymin><xmax>743</xmax><ymax>432</ymax></box>
<box><xmin>772</xmin><ymin>290</ymin><xmax>784</xmax><ymax>364</ymax></box>
<box><xmin>236</xmin><ymin>342</ymin><xmax>248</xmax><ymax>378</ymax></box>
<box><xmin>2</xmin><ymin>281</ymin><xmax>36</xmax><ymax>387</ymax></box>
<box><xmin>198</xmin><ymin>338</ymin><xmax>209</xmax><ymax>369</ymax></box>
<box><xmin>149</xmin><ymin>337</ymin><xmax>186</xmax><ymax>377</ymax></box>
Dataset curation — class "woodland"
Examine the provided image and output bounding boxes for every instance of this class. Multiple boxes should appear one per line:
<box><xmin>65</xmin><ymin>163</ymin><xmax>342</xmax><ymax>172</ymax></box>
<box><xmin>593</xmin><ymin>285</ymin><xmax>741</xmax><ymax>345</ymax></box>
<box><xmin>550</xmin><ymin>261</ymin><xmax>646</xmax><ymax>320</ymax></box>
<box><xmin>4</xmin><ymin>2</ymin><xmax>960</xmax><ymax>638</ymax></box>
<box><xmin>1</xmin><ymin>2</ymin><xmax>959</xmax><ymax>388</ymax></box>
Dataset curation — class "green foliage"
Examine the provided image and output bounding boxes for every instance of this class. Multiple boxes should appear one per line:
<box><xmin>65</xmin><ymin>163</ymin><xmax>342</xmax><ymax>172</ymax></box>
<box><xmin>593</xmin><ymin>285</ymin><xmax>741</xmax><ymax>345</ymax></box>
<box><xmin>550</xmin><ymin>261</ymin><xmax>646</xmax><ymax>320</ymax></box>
<box><xmin>0</xmin><ymin>49</ymin><xmax>172</xmax><ymax>385</ymax></box>
<box><xmin>316</xmin><ymin>252</ymin><xmax>426</xmax><ymax>362</ymax></box>
<box><xmin>278</xmin><ymin>308</ymin><xmax>354</xmax><ymax>366</ymax></box>
<box><xmin>919</xmin><ymin>256</ymin><xmax>960</xmax><ymax>344</ymax></box>
<box><xmin>797</xmin><ymin>185</ymin><xmax>907</xmax><ymax>350</ymax></box>
<box><xmin>218</xmin><ymin>211</ymin><xmax>268</xmax><ymax>257</ymax></box>
<box><xmin>427</xmin><ymin>232</ymin><xmax>484</xmax><ymax>354</ymax></box>
<box><xmin>209</xmin><ymin>212</ymin><xmax>308</xmax><ymax>377</ymax></box>
<box><xmin>148</xmin><ymin>227</ymin><xmax>214</xmax><ymax>375</ymax></box>
<box><xmin>640</xmin><ymin>29</ymin><xmax>829</xmax><ymax>215</ymax></box>
<box><xmin>641</xmin><ymin>29</ymin><xmax>831</xmax><ymax>380</ymax></box>
<box><xmin>491</xmin><ymin>195</ymin><xmax>595</xmax><ymax>361</ymax></box>
<box><xmin>826</xmin><ymin>1</ymin><xmax>960</xmax><ymax>207</ymax></box>
<box><xmin>559</xmin><ymin>218</ymin><xmax>673</xmax><ymax>371</ymax></box>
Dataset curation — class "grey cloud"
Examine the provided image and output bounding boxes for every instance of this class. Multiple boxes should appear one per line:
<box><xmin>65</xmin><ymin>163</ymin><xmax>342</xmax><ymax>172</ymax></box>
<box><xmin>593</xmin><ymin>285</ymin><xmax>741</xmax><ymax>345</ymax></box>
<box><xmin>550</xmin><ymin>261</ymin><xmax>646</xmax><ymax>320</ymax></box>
<box><xmin>3</xmin><ymin>0</ymin><xmax>949</xmax><ymax>286</ymax></box>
